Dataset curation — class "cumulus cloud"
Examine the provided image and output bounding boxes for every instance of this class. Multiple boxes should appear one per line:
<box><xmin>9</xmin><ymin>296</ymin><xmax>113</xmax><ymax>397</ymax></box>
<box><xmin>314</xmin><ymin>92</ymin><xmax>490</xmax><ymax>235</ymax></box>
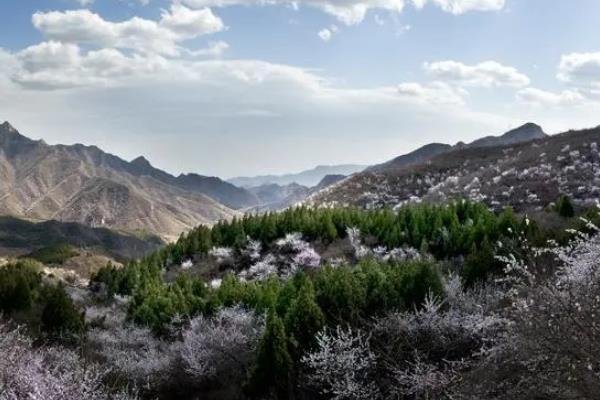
<box><xmin>558</xmin><ymin>52</ymin><xmax>600</xmax><ymax>89</ymax></box>
<box><xmin>0</xmin><ymin>43</ymin><xmax>511</xmax><ymax>176</ymax></box>
<box><xmin>179</xmin><ymin>0</ymin><xmax>504</xmax><ymax>25</ymax></box>
<box><xmin>423</xmin><ymin>60</ymin><xmax>530</xmax><ymax>88</ymax></box>
<box><xmin>396</xmin><ymin>81</ymin><xmax>468</xmax><ymax>105</ymax></box>
<box><xmin>32</xmin><ymin>4</ymin><xmax>225</xmax><ymax>56</ymax></box>
<box><xmin>183</xmin><ymin>40</ymin><xmax>230</xmax><ymax>57</ymax></box>
<box><xmin>516</xmin><ymin>87</ymin><xmax>585</xmax><ymax>107</ymax></box>
<box><xmin>12</xmin><ymin>42</ymin><xmax>170</xmax><ymax>89</ymax></box>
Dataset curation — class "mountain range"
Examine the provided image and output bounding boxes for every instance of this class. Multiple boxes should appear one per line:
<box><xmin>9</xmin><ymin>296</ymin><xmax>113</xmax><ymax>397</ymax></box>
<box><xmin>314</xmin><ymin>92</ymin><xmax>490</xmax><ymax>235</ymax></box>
<box><xmin>0</xmin><ymin>122</ymin><xmax>355</xmax><ymax>240</ymax></box>
<box><xmin>228</xmin><ymin>164</ymin><xmax>366</xmax><ymax>188</ymax></box>
<box><xmin>0</xmin><ymin>122</ymin><xmax>240</xmax><ymax>240</ymax></box>
<box><xmin>309</xmin><ymin>123</ymin><xmax>600</xmax><ymax>213</ymax></box>
<box><xmin>3</xmin><ymin>120</ymin><xmax>597</xmax><ymax>243</ymax></box>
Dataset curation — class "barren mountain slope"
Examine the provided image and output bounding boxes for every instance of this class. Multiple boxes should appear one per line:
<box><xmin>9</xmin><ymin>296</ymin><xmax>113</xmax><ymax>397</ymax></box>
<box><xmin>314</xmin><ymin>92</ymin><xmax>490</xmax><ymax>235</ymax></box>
<box><xmin>0</xmin><ymin>122</ymin><xmax>238</xmax><ymax>239</ymax></box>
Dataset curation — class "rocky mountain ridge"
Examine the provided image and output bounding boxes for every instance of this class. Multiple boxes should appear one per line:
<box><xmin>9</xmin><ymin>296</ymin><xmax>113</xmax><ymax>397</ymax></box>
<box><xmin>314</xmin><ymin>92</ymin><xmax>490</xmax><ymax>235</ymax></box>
<box><xmin>309</xmin><ymin>124</ymin><xmax>599</xmax><ymax>213</ymax></box>
<box><xmin>0</xmin><ymin>122</ymin><xmax>240</xmax><ymax>240</ymax></box>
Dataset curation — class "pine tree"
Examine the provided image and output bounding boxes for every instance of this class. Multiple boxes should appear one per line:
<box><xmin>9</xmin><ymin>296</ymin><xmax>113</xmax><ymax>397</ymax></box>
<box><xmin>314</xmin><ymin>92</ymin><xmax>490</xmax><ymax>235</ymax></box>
<box><xmin>247</xmin><ymin>310</ymin><xmax>293</xmax><ymax>399</ymax></box>
<box><xmin>284</xmin><ymin>279</ymin><xmax>325</xmax><ymax>359</ymax></box>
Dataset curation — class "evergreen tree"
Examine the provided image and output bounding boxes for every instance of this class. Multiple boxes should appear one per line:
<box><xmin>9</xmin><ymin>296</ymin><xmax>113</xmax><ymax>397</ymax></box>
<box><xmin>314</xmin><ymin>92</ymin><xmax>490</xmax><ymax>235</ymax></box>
<box><xmin>247</xmin><ymin>311</ymin><xmax>293</xmax><ymax>399</ymax></box>
<box><xmin>557</xmin><ymin>194</ymin><xmax>575</xmax><ymax>218</ymax></box>
<box><xmin>284</xmin><ymin>279</ymin><xmax>325</xmax><ymax>359</ymax></box>
<box><xmin>41</xmin><ymin>283</ymin><xmax>85</xmax><ymax>339</ymax></box>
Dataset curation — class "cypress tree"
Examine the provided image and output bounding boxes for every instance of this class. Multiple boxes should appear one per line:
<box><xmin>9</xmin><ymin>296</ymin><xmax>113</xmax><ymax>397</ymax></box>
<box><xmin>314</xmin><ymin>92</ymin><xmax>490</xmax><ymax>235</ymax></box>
<box><xmin>284</xmin><ymin>279</ymin><xmax>325</xmax><ymax>359</ymax></box>
<box><xmin>247</xmin><ymin>310</ymin><xmax>293</xmax><ymax>399</ymax></box>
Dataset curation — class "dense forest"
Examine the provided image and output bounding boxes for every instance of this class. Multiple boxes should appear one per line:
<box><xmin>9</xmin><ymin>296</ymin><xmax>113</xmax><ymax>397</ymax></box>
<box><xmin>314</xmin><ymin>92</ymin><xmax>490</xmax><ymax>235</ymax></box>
<box><xmin>1</xmin><ymin>198</ymin><xmax>599</xmax><ymax>399</ymax></box>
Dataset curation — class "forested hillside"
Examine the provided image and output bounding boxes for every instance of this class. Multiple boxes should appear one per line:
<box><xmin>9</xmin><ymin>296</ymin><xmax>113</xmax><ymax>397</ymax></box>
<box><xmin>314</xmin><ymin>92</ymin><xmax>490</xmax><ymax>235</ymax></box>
<box><xmin>2</xmin><ymin>198</ymin><xmax>596</xmax><ymax>399</ymax></box>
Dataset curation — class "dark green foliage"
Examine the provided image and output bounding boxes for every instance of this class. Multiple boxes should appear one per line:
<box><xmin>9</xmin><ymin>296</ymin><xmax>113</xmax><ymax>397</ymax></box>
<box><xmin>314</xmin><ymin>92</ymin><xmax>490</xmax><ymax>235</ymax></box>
<box><xmin>556</xmin><ymin>194</ymin><xmax>575</xmax><ymax>218</ymax></box>
<box><xmin>25</xmin><ymin>243</ymin><xmax>79</xmax><ymax>265</ymax></box>
<box><xmin>0</xmin><ymin>261</ymin><xmax>42</xmax><ymax>314</ymax></box>
<box><xmin>462</xmin><ymin>239</ymin><xmax>505</xmax><ymax>287</ymax></box>
<box><xmin>0</xmin><ymin>215</ymin><xmax>162</xmax><ymax>261</ymax></box>
<box><xmin>284</xmin><ymin>275</ymin><xmax>325</xmax><ymax>358</ymax></box>
<box><xmin>151</xmin><ymin>201</ymin><xmax>521</xmax><ymax>267</ymax></box>
<box><xmin>314</xmin><ymin>265</ymin><xmax>367</xmax><ymax>323</ymax></box>
<box><xmin>41</xmin><ymin>283</ymin><xmax>85</xmax><ymax>337</ymax></box>
<box><xmin>246</xmin><ymin>311</ymin><xmax>293</xmax><ymax>399</ymax></box>
<box><xmin>90</xmin><ymin>200</ymin><xmax>517</xmax><ymax>334</ymax></box>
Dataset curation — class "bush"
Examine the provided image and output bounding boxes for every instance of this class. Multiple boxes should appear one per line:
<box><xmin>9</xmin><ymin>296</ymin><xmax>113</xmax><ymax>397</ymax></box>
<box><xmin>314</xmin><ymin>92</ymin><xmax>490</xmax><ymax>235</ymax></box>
<box><xmin>26</xmin><ymin>243</ymin><xmax>79</xmax><ymax>265</ymax></box>
<box><xmin>556</xmin><ymin>194</ymin><xmax>575</xmax><ymax>218</ymax></box>
<box><xmin>0</xmin><ymin>260</ymin><xmax>42</xmax><ymax>314</ymax></box>
<box><xmin>41</xmin><ymin>283</ymin><xmax>85</xmax><ymax>339</ymax></box>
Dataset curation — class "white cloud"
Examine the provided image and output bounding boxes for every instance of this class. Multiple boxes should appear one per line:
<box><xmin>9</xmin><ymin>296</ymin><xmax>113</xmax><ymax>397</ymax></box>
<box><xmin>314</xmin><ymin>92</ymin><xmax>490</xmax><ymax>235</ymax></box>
<box><xmin>396</xmin><ymin>81</ymin><xmax>468</xmax><ymax>105</ymax></box>
<box><xmin>516</xmin><ymin>87</ymin><xmax>586</xmax><ymax>107</ymax></box>
<box><xmin>179</xmin><ymin>0</ymin><xmax>504</xmax><ymax>25</ymax></box>
<box><xmin>1</xmin><ymin>43</ymin><xmax>512</xmax><ymax>176</ymax></box>
<box><xmin>184</xmin><ymin>40</ymin><xmax>230</xmax><ymax>57</ymax></box>
<box><xmin>12</xmin><ymin>42</ymin><xmax>170</xmax><ymax>89</ymax></box>
<box><xmin>318</xmin><ymin>28</ymin><xmax>332</xmax><ymax>41</ymax></box>
<box><xmin>31</xmin><ymin>5</ymin><xmax>225</xmax><ymax>56</ymax></box>
<box><xmin>558</xmin><ymin>52</ymin><xmax>600</xmax><ymax>89</ymax></box>
<box><xmin>413</xmin><ymin>0</ymin><xmax>505</xmax><ymax>14</ymax></box>
<box><xmin>317</xmin><ymin>25</ymin><xmax>338</xmax><ymax>41</ymax></box>
<box><xmin>423</xmin><ymin>60</ymin><xmax>530</xmax><ymax>88</ymax></box>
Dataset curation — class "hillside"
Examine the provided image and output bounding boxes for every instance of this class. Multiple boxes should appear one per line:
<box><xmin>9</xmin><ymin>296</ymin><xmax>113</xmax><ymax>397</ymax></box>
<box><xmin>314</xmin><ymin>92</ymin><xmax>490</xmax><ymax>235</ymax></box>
<box><xmin>309</xmin><ymin>125</ymin><xmax>600</xmax><ymax>212</ymax></box>
<box><xmin>0</xmin><ymin>215</ymin><xmax>162</xmax><ymax>261</ymax></box>
<box><xmin>0</xmin><ymin>122</ymin><xmax>241</xmax><ymax>239</ymax></box>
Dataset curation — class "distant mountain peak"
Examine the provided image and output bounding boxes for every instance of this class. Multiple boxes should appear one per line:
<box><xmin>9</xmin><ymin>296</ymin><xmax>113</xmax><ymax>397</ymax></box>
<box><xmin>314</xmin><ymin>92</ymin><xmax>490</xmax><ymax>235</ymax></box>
<box><xmin>468</xmin><ymin>122</ymin><xmax>546</xmax><ymax>148</ymax></box>
<box><xmin>0</xmin><ymin>121</ymin><xmax>37</xmax><ymax>150</ymax></box>
<box><xmin>502</xmin><ymin>122</ymin><xmax>546</xmax><ymax>140</ymax></box>
<box><xmin>0</xmin><ymin>121</ymin><xmax>17</xmax><ymax>133</ymax></box>
<box><xmin>131</xmin><ymin>155</ymin><xmax>153</xmax><ymax>169</ymax></box>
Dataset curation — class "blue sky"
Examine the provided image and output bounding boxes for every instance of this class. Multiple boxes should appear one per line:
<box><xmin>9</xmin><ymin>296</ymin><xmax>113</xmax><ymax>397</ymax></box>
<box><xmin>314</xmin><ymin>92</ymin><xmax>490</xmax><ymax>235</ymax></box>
<box><xmin>1</xmin><ymin>0</ymin><xmax>600</xmax><ymax>177</ymax></box>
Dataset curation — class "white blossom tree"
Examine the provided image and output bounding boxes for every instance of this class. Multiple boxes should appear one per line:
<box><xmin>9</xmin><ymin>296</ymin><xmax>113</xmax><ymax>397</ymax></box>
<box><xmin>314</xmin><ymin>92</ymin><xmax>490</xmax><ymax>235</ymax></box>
<box><xmin>302</xmin><ymin>326</ymin><xmax>380</xmax><ymax>400</ymax></box>
<box><xmin>179</xmin><ymin>306</ymin><xmax>264</xmax><ymax>383</ymax></box>
<box><xmin>0</xmin><ymin>320</ymin><xmax>132</xmax><ymax>400</ymax></box>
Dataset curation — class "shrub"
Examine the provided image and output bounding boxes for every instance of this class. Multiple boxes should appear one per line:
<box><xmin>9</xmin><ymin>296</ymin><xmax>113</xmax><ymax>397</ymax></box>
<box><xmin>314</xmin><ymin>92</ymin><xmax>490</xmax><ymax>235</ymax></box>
<box><xmin>41</xmin><ymin>283</ymin><xmax>85</xmax><ymax>339</ymax></box>
<box><xmin>556</xmin><ymin>194</ymin><xmax>575</xmax><ymax>218</ymax></box>
<box><xmin>0</xmin><ymin>261</ymin><xmax>42</xmax><ymax>313</ymax></box>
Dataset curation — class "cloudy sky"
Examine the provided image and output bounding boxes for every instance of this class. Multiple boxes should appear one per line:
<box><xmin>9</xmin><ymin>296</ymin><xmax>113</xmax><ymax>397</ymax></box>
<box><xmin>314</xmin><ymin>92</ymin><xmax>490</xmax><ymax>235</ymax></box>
<box><xmin>1</xmin><ymin>0</ymin><xmax>600</xmax><ymax>178</ymax></box>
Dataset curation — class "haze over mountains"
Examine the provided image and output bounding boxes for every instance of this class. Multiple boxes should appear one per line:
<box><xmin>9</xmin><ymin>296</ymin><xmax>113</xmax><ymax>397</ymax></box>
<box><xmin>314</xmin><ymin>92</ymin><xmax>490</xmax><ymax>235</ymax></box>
<box><xmin>228</xmin><ymin>164</ymin><xmax>366</xmax><ymax>188</ymax></box>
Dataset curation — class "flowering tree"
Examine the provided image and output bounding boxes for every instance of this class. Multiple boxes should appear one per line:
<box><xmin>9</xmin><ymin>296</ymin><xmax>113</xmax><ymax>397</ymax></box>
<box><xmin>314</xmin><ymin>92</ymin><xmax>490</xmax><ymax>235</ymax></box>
<box><xmin>373</xmin><ymin>292</ymin><xmax>507</xmax><ymax>400</ymax></box>
<box><xmin>179</xmin><ymin>306</ymin><xmax>264</xmax><ymax>383</ymax></box>
<box><xmin>346</xmin><ymin>227</ymin><xmax>370</xmax><ymax>260</ymax></box>
<box><xmin>0</xmin><ymin>320</ymin><xmax>131</xmax><ymax>400</ymax></box>
<box><xmin>302</xmin><ymin>326</ymin><xmax>380</xmax><ymax>400</ymax></box>
<box><xmin>239</xmin><ymin>233</ymin><xmax>321</xmax><ymax>280</ymax></box>
<box><xmin>460</xmin><ymin>217</ymin><xmax>600</xmax><ymax>399</ymax></box>
<box><xmin>87</xmin><ymin>322</ymin><xmax>173</xmax><ymax>389</ymax></box>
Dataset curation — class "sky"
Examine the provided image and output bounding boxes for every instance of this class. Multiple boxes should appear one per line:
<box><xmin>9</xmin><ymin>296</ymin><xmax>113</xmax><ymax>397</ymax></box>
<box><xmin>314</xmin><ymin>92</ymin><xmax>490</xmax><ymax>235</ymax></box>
<box><xmin>1</xmin><ymin>0</ymin><xmax>600</xmax><ymax>178</ymax></box>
